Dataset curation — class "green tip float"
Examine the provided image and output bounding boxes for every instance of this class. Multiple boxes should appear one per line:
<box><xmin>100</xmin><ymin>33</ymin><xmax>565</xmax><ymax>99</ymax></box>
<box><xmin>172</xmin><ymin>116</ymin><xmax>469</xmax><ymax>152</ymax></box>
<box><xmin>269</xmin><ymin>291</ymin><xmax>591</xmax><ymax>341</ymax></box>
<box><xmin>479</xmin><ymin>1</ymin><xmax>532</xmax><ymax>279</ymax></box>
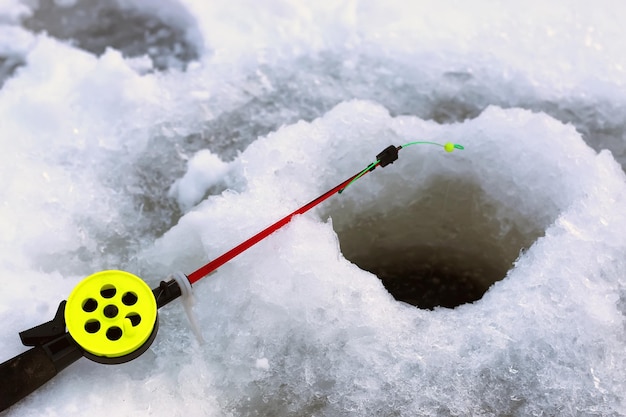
<box><xmin>339</xmin><ymin>141</ymin><xmax>464</xmax><ymax>193</ymax></box>
<box><xmin>0</xmin><ymin>140</ymin><xmax>464</xmax><ymax>411</ymax></box>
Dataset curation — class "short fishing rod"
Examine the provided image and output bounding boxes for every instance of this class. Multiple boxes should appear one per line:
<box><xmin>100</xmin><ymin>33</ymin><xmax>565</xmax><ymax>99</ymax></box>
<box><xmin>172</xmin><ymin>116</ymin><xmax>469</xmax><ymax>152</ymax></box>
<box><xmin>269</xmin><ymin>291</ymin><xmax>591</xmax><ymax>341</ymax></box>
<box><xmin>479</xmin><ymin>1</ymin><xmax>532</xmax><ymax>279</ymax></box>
<box><xmin>0</xmin><ymin>141</ymin><xmax>463</xmax><ymax>411</ymax></box>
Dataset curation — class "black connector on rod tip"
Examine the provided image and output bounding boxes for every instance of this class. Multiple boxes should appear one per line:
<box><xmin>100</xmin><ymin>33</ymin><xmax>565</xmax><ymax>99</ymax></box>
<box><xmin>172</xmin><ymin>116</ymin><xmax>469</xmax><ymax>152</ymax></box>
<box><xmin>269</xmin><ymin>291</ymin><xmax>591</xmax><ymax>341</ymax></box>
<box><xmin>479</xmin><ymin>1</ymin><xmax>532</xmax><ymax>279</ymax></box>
<box><xmin>376</xmin><ymin>145</ymin><xmax>400</xmax><ymax>167</ymax></box>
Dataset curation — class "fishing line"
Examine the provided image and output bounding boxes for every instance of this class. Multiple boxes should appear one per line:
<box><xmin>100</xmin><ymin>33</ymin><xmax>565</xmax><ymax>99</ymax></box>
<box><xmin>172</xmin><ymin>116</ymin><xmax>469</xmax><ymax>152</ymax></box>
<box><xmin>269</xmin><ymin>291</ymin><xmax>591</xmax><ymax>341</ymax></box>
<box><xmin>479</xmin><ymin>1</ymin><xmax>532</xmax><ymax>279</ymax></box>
<box><xmin>187</xmin><ymin>141</ymin><xmax>463</xmax><ymax>284</ymax></box>
<box><xmin>339</xmin><ymin>141</ymin><xmax>464</xmax><ymax>193</ymax></box>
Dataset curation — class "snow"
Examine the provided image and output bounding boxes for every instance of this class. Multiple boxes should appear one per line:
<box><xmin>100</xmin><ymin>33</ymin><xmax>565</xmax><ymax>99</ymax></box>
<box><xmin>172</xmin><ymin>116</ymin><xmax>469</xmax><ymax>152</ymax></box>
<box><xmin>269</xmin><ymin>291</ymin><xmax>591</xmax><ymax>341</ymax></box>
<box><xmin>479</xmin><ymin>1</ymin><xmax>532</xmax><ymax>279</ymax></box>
<box><xmin>1</xmin><ymin>0</ymin><xmax>625</xmax><ymax>416</ymax></box>
<box><xmin>169</xmin><ymin>150</ymin><xmax>230</xmax><ymax>212</ymax></box>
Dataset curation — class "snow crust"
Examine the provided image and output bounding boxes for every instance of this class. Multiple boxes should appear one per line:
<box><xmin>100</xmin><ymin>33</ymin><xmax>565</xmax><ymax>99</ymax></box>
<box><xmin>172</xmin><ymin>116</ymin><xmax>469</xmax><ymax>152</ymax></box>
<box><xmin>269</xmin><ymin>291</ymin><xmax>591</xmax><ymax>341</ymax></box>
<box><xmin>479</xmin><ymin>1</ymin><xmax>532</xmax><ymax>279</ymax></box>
<box><xmin>0</xmin><ymin>0</ymin><xmax>625</xmax><ymax>416</ymax></box>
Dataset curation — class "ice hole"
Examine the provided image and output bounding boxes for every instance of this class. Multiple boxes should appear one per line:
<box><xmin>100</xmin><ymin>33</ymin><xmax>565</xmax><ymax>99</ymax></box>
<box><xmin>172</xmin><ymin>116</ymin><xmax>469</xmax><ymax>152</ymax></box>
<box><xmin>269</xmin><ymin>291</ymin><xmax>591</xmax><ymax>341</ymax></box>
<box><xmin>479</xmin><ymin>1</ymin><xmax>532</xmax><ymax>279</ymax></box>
<box><xmin>22</xmin><ymin>0</ymin><xmax>198</xmax><ymax>71</ymax></box>
<box><xmin>331</xmin><ymin>176</ymin><xmax>546</xmax><ymax>309</ymax></box>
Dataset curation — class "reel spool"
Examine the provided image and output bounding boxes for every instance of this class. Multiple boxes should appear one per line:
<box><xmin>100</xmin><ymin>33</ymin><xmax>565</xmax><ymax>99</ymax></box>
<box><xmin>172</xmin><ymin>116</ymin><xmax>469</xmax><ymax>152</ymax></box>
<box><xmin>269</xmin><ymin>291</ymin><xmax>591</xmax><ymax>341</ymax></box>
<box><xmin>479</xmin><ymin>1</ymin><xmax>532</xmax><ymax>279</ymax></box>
<box><xmin>64</xmin><ymin>270</ymin><xmax>158</xmax><ymax>364</ymax></box>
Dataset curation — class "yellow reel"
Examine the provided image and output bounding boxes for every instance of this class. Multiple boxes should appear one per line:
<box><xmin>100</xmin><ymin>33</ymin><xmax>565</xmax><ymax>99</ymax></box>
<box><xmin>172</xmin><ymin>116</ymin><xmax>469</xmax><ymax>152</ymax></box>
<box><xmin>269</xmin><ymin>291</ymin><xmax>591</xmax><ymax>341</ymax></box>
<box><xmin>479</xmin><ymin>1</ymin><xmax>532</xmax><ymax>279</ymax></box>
<box><xmin>65</xmin><ymin>270</ymin><xmax>158</xmax><ymax>364</ymax></box>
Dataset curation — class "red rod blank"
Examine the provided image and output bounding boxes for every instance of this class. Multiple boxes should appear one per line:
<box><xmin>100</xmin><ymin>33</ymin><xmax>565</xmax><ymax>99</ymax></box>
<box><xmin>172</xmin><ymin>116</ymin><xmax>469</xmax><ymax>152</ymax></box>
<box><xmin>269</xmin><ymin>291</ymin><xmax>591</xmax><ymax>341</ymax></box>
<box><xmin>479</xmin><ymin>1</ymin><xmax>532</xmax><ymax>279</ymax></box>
<box><xmin>187</xmin><ymin>164</ymin><xmax>379</xmax><ymax>284</ymax></box>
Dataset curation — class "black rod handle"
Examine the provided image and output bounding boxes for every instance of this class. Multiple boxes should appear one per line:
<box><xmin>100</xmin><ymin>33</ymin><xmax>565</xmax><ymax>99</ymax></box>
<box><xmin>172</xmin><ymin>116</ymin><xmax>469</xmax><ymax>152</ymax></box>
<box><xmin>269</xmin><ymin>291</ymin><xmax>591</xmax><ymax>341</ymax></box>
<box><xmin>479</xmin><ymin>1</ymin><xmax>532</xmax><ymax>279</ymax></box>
<box><xmin>0</xmin><ymin>333</ymin><xmax>82</xmax><ymax>412</ymax></box>
<box><xmin>0</xmin><ymin>346</ymin><xmax>58</xmax><ymax>411</ymax></box>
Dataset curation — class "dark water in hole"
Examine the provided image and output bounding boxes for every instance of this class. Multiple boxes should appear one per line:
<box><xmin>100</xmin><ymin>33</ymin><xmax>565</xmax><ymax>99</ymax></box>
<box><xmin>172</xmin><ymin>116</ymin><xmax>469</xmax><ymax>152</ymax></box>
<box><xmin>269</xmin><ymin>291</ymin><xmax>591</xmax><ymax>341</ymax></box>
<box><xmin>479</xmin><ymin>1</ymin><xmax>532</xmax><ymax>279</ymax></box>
<box><xmin>364</xmin><ymin>246</ymin><xmax>503</xmax><ymax>309</ymax></box>
<box><xmin>331</xmin><ymin>178</ymin><xmax>545</xmax><ymax>309</ymax></box>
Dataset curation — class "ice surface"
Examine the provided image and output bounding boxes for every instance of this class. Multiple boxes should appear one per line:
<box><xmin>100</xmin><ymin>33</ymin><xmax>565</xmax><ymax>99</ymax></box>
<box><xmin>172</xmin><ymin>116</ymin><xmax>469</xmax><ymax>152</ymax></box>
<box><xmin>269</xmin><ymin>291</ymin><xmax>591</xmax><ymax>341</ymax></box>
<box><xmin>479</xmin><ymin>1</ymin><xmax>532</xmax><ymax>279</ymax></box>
<box><xmin>169</xmin><ymin>150</ymin><xmax>230</xmax><ymax>212</ymax></box>
<box><xmin>21</xmin><ymin>0</ymin><xmax>199</xmax><ymax>71</ymax></box>
<box><xmin>0</xmin><ymin>0</ymin><xmax>625</xmax><ymax>416</ymax></box>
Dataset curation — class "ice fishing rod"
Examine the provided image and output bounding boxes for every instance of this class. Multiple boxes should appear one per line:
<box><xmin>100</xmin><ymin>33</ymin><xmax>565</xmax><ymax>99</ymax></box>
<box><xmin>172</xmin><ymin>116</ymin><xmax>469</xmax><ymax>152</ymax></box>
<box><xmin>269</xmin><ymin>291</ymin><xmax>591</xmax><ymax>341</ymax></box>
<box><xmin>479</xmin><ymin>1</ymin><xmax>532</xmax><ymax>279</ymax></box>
<box><xmin>0</xmin><ymin>141</ymin><xmax>463</xmax><ymax>411</ymax></box>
